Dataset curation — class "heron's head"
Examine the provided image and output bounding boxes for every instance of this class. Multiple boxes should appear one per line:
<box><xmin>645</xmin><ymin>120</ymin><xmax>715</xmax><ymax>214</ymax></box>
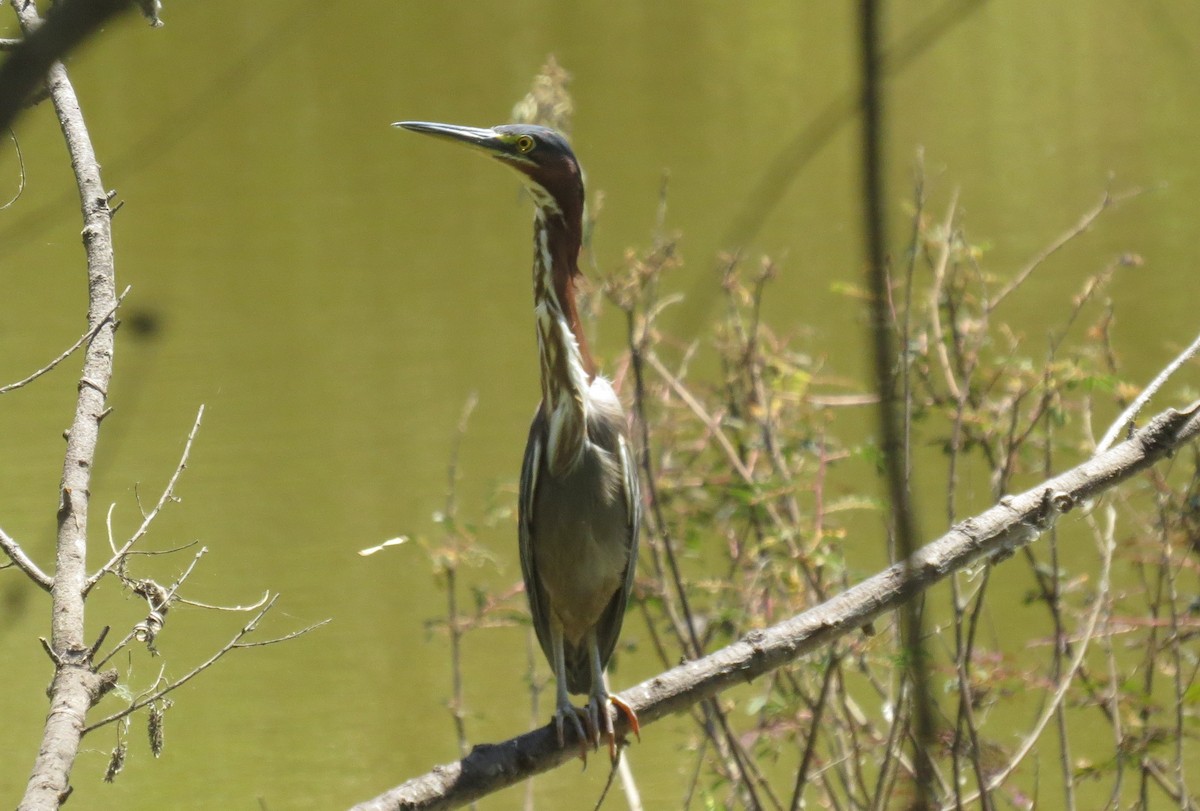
<box><xmin>395</xmin><ymin>121</ymin><xmax>583</xmax><ymax>220</ymax></box>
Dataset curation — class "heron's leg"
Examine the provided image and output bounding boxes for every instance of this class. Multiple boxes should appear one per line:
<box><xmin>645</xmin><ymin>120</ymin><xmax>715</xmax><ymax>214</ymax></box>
<box><xmin>585</xmin><ymin>629</ymin><xmax>609</xmax><ymax>750</ymax></box>
<box><xmin>587</xmin><ymin>630</ymin><xmax>640</xmax><ymax>762</ymax></box>
<box><xmin>551</xmin><ymin>622</ymin><xmax>589</xmax><ymax>758</ymax></box>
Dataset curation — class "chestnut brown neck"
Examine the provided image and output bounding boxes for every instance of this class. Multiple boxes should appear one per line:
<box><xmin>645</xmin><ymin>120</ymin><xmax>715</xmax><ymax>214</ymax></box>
<box><xmin>531</xmin><ymin>207</ymin><xmax>594</xmax><ymax>469</ymax></box>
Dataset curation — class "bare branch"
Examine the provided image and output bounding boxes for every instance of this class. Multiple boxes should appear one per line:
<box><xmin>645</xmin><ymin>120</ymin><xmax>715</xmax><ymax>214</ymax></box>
<box><xmin>0</xmin><ymin>288</ymin><xmax>128</xmax><ymax>395</ymax></box>
<box><xmin>350</xmin><ymin>400</ymin><xmax>1200</xmax><ymax>811</ymax></box>
<box><xmin>0</xmin><ymin>525</ymin><xmax>52</xmax><ymax>591</ymax></box>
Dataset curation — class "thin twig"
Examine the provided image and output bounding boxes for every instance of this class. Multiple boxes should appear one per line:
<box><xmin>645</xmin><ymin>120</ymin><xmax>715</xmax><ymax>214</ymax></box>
<box><xmin>987</xmin><ymin>186</ymin><xmax>1148</xmax><ymax>313</ymax></box>
<box><xmin>645</xmin><ymin>351</ymin><xmax>752</xmax><ymax>482</ymax></box>
<box><xmin>0</xmin><ymin>288</ymin><xmax>128</xmax><ymax>395</ymax></box>
<box><xmin>1158</xmin><ymin>488</ymin><xmax>1189</xmax><ymax>803</ymax></box>
<box><xmin>940</xmin><ymin>504</ymin><xmax>1116</xmax><ymax>810</ymax></box>
<box><xmin>85</xmin><ymin>404</ymin><xmax>205</xmax><ymax>594</ymax></box>
<box><xmin>228</xmin><ymin>619</ymin><xmax>332</xmax><ymax>649</ymax></box>
<box><xmin>175</xmin><ymin>591</ymin><xmax>272</xmax><ymax>611</ymax></box>
<box><xmin>1047</xmin><ymin>255</ymin><xmax>1134</xmax><ymax>360</ymax></box>
<box><xmin>927</xmin><ymin>191</ymin><xmax>962</xmax><ymax>401</ymax></box>
<box><xmin>870</xmin><ymin>679</ymin><xmax>911</xmax><ymax>811</ymax></box>
<box><xmin>789</xmin><ymin>653</ymin><xmax>840</xmax><ymax>810</ymax></box>
<box><xmin>901</xmin><ymin>150</ymin><xmax>925</xmax><ymax>497</ymax></box>
<box><xmin>444</xmin><ymin>393</ymin><xmax>478</xmax><ymax>763</ymax></box>
<box><xmin>1097</xmin><ymin>328</ymin><xmax>1200</xmax><ymax>454</ymax></box>
<box><xmin>85</xmin><ymin>594</ymin><xmax>325</xmax><ymax>733</ymax></box>
<box><xmin>616</xmin><ymin>753</ymin><xmax>643</xmax><ymax>811</ymax></box>
<box><xmin>0</xmin><ymin>127</ymin><xmax>27</xmax><ymax>210</ymax></box>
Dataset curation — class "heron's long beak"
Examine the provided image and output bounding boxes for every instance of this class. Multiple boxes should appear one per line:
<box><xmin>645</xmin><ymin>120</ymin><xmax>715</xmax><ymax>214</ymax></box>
<box><xmin>393</xmin><ymin>121</ymin><xmax>505</xmax><ymax>155</ymax></box>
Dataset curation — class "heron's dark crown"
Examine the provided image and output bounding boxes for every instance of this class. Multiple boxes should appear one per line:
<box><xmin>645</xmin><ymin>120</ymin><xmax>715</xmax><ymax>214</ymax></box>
<box><xmin>491</xmin><ymin>125</ymin><xmax>584</xmax><ymax>220</ymax></box>
<box><xmin>493</xmin><ymin>124</ymin><xmax>575</xmax><ymax>162</ymax></box>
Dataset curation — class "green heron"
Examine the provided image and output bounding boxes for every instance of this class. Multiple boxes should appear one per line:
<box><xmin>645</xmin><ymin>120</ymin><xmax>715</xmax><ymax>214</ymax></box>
<box><xmin>395</xmin><ymin>121</ymin><xmax>641</xmax><ymax>759</ymax></box>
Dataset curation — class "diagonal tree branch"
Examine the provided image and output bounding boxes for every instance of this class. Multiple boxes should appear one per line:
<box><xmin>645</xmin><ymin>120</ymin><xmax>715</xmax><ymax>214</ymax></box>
<box><xmin>350</xmin><ymin>400</ymin><xmax>1200</xmax><ymax>811</ymax></box>
<box><xmin>13</xmin><ymin>1</ymin><xmax>120</xmax><ymax>807</ymax></box>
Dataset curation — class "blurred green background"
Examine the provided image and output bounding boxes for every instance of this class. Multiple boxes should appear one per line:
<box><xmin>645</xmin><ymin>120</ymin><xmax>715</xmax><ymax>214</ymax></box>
<box><xmin>1</xmin><ymin>1</ymin><xmax>1198</xmax><ymax>808</ymax></box>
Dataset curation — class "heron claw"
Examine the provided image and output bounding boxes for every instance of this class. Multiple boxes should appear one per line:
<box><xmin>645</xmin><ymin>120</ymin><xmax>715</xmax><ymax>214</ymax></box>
<box><xmin>610</xmin><ymin>694</ymin><xmax>640</xmax><ymax>742</ymax></box>
<box><xmin>553</xmin><ymin>703</ymin><xmax>591</xmax><ymax>764</ymax></box>
<box><xmin>585</xmin><ymin>692</ymin><xmax>640</xmax><ymax>763</ymax></box>
<box><xmin>586</xmin><ymin>696</ymin><xmax>604</xmax><ymax>748</ymax></box>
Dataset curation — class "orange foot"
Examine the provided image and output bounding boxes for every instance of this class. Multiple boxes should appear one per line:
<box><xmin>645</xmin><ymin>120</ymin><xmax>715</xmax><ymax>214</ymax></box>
<box><xmin>610</xmin><ymin>694</ymin><xmax>640</xmax><ymax>741</ymax></box>
<box><xmin>602</xmin><ymin>694</ymin><xmax>640</xmax><ymax>763</ymax></box>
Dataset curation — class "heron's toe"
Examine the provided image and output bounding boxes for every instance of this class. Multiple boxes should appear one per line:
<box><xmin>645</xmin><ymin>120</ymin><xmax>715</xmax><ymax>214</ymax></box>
<box><xmin>586</xmin><ymin>696</ymin><xmax>606</xmax><ymax>748</ymax></box>
<box><xmin>553</xmin><ymin>701</ymin><xmax>590</xmax><ymax>763</ymax></box>
<box><xmin>610</xmin><ymin>694</ymin><xmax>640</xmax><ymax>742</ymax></box>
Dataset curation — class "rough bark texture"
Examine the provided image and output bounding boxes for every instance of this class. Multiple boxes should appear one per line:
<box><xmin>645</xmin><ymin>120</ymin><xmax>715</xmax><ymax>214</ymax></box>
<box><xmin>351</xmin><ymin>401</ymin><xmax>1200</xmax><ymax>811</ymax></box>
<box><xmin>14</xmin><ymin>2</ymin><xmax>121</xmax><ymax>807</ymax></box>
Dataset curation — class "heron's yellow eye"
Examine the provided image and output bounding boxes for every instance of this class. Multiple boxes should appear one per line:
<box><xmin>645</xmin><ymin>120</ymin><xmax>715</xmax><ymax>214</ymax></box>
<box><xmin>516</xmin><ymin>134</ymin><xmax>536</xmax><ymax>153</ymax></box>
